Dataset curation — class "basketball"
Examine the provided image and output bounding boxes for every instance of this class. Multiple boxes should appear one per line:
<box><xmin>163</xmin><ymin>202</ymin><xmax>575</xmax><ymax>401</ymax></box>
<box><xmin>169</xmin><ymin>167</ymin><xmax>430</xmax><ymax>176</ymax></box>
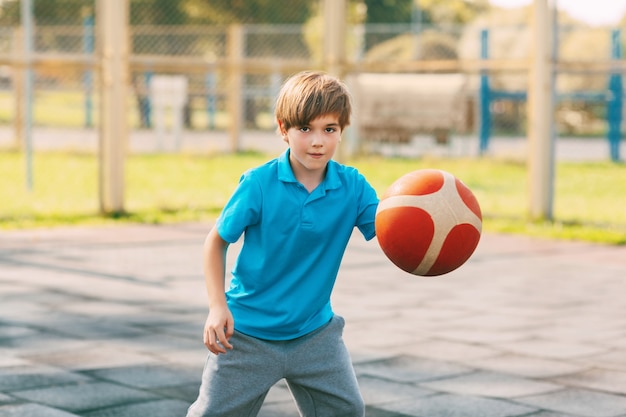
<box><xmin>375</xmin><ymin>169</ymin><xmax>482</xmax><ymax>276</ymax></box>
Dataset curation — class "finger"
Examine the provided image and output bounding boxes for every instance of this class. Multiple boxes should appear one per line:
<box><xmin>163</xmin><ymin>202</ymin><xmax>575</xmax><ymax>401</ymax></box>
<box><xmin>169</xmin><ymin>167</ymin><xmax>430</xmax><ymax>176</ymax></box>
<box><xmin>221</xmin><ymin>324</ymin><xmax>234</xmax><ymax>350</ymax></box>
<box><xmin>218</xmin><ymin>334</ymin><xmax>233</xmax><ymax>350</ymax></box>
<box><xmin>225</xmin><ymin>321</ymin><xmax>235</xmax><ymax>339</ymax></box>
<box><xmin>204</xmin><ymin>330</ymin><xmax>225</xmax><ymax>354</ymax></box>
<box><xmin>213</xmin><ymin>329</ymin><xmax>230</xmax><ymax>352</ymax></box>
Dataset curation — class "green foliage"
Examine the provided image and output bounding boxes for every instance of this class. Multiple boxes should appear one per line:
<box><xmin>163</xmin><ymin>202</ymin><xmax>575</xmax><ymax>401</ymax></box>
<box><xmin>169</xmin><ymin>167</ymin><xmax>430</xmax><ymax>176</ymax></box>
<box><xmin>418</xmin><ymin>0</ymin><xmax>489</xmax><ymax>24</ymax></box>
<box><xmin>364</xmin><ymin>0</ymin><xmax>413</xmax><ymax>24</ymax></box>
<box><xmin>156</xmin><ymin>0</ymin><xmax>315</xmax><ymax>25</ymax></box>
<box><xmin>131</xmin><ymin>0</ymin><xmax>188</xmax><ymax>25</ymax></box>
<box><xmin>0</xmin><ymin>0</ymin><xmax>493</xmax><ymax>28</ymax></box>
<box><xmin>1</xmin><ymin>151</ymin><xmax>625</xmax><ymax>245</ymax></box>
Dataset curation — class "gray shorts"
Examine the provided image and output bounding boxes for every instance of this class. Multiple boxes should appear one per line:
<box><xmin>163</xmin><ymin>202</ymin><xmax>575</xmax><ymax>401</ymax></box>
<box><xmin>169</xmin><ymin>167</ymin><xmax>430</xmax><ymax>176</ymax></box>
<box><xmin>185</xmin><ymin>315</ymin><xmax>364</xmax><ymax>417</ymax></box>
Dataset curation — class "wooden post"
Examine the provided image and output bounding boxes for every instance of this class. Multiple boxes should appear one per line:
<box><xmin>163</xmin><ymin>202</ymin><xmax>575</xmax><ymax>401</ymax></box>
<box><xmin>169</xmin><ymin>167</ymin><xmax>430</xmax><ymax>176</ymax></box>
<box><xmin>227</xmin><ymin>24</ymin><xmax>244</xmax><ymax>153</ymax></box>
<box><xmin>97</xmin><ymin>0</ymin><xmax>129</xmax><ymax>213</ymax></box>
<box><xmin>324</xmin><ymin>0</ymin><xmax>348</xmax><ymax>160</ymax></box>
<box><xmin>323</xmin><ymin>0</ymin><xmax>346</xmax><ymax>78</ymax></box>
<box><xmin>527</xmin><ymin>0</ymin><xmax>555</xmax><ymax>221</ymax></box>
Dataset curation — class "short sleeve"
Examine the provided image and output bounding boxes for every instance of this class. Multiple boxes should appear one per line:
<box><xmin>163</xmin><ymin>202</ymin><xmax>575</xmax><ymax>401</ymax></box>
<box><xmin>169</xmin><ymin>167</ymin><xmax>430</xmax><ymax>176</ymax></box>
<box><xmin>355</xmin><ymin>173</ymin><xmax>379</xmax><ymax>241</ymax></box>
<box><xmin>215</xmin><ymin>171</ymin><xmax>262</xmax><ymax>243</ymax></box>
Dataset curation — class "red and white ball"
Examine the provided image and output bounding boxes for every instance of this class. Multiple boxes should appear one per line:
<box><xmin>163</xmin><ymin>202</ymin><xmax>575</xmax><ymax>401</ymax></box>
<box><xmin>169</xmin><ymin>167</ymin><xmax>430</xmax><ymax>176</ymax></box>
<box><xmin>375</xmin><ymin>169</ymin><xmax>482</xmax><ymax>276</ymax></box>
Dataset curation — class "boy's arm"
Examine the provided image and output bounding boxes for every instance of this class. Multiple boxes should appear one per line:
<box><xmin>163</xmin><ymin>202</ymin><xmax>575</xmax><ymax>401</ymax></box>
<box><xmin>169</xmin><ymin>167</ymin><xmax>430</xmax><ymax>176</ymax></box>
<box><xmin>202</xmin><ymin>226</ymin><xmax>234</xmax><ymax>354</ymax></box>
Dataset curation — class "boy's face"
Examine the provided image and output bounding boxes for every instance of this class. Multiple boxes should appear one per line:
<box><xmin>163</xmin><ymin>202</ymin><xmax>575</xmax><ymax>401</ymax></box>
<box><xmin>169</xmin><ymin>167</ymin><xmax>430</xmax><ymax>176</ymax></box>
<box><xmin>280</xmin><ymin>113</ymin><xmax>342</xmax><ymax>177</ymax></box>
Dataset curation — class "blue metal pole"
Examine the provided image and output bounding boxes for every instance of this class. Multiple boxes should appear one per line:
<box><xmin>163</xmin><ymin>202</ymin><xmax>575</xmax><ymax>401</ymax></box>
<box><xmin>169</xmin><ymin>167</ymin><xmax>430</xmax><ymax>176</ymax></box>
<box><xmin>83</xmin><ymin>12</ymin><xmax>94</xmax><ymax>128</ymax></box>
<box><xmin>479</xmin><ymin>29</ymin><xmax>491</xmax><ymax>155</ymax></box>
<box><xmin>143</xmin><ymin>71</ymin><xmax>153</xmax><ymax>128</ymax></box>
<box><xmin>205</xmin><ymin>73</ymin><xmax>216</xmax><ymax>130</ymax></box>
<box><xmin>608</xmin><ymin>29</ymin><xmax>622</xmax><ymax>162</ymax></box>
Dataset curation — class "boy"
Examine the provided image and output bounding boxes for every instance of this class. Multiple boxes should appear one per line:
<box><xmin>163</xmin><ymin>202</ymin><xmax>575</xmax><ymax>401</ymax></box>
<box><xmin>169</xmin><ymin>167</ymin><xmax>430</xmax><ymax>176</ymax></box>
<box><xmin>186</xmin><ymin>71</ymin><xmax>379</xmax><ymax>417</ymax></box>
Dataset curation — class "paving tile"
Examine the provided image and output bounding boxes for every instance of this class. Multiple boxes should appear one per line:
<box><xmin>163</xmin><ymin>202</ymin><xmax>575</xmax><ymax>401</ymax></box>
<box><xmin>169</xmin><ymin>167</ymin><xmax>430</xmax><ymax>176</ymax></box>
<box><xmin>0</xmin><ymin>365</ymin><xmax>91</xmax><ymax>391</ymax></box>
<box><xmin>496</xmin><ymin>338</ymin><xmax>607</xmax><ymax>360</ymax></box>
<box><xmin>469</xmin><ymin>354</ymin><xmax>586</xmax><ymax>379</ymax></box>
<box><xmin>2</xmin><ymin>226</ymin><xmax>626</xmax><ymax>416</ymax></box>
<box><xmin>151</xmin><ymin>319</ymin><xmax>205</xmax><ymax>339</ymax></box>
<box><xmin>355</xmin><ymin>355</ymin><xmax>472</xmax><ymax>383</ymax></box>
<box><xmin>345</xmin><ymin>327</ymin><xmax>428</xmax><ymax>350</ymax></box>
<box><xmin>608</xmin><ymin>337</ymin><xmax>626</xmax><ymax>349</ymax></box>
<box><xmin>23</xmin><ymin>344</ymin><xmax>158</xmax><ymax>371</ymax></box>
<box><xmin>257</xmin><ymin>382</ymin><xmax>300</xmax><ymax>416</ymax></box>
<box><xmin>552</xmin><ymin>368</ymin><xmax>626</xmax><ymax>395</ymax></box>
<box><xmin>430</xmin><ymin>328</ymin><xmax>529</xmax><ymax>344</ymax></box>
<box><xmin>150</xmin><ymin>383</ymin><xmax>200</xmax><ymax>403</ymax></box>
<box><xmin>530</xmin><ymin>323</ymin><xmax>626</xmax><ymax>345</ymax></box>
<box><xmin>441</xmin><ymin>312</ymin><xmax>541</xmax><ymax>332</ymax></box>
<box><xmin>151</xmin><ymin>347</ymin><xmax>208</xmax><ymax>368</ymax></box>
<box><xmin>358</xmin><ymin>375</ymin><xmax>433</xmax><ymax>406</ymax></box>
<box><xmin>0</xmin><ymin>303</ymin><xmax>52</xmax><ymax>326</ymax></box>
<box><xmin>257</xmin><ymin>403</ymin><xmax>301</xmax><ymax>417</ymax></box>
<box><xmin>54</xmin><ymin>301</ymin><xmax>150</xmax><ymax>319</ymax></box>
<box><xmin>10</xmin><ymin>381</ymin><xmax>159</xmax><ymax>413</ymax></box>
<box><xmin>377</xmin><ymin>393</ymin><xmax>537</xmax><ymax>417</ymax></box>
<box><xmin>0</xmin><ymin>404</ymin><xmax>80</xmax><ymax>417</ymax></box>
<box><xmin>419</xmin><ymin>371</ymin><xmax>562</xmax><ymax>398</ymax></box>
<box><xmin>363</xmin><ymin>408</ymin><xmax>414</xmax><ymax>417</ymax></box>
<box><xmin>517</xmin><ymin>388</ymin><xmax>626</xmax><ymax>417</ymax></box>
<box><xmin>108</xmin><ymin>332</ymin><xmax>200</xmax><ymax>352</ymax></box>
<box><xmin>0</xmin><ymin>325</ymin><xmax>39</xmax><ymax>340</ymax></box>
<box><xmin>81</xmin><ymin>399</ymin><xmax>190</xmax><ymax>417</ymax></box>
<box><xmin>0</xmin><ymin>335</ymin><xmax>94</xmax><ymax>356</ymax></box>
<box><xmin>87</xmin><ymin>364</ymin><xmax>199</xmax><ymax>389</ymax></box>
<box><xmin>396</xmin><ymin>339</ymin><xmax>502</xmax><ymax>361</ymax></box>
<box><xmin>0</xmin><ymin>356</ymin><xmax>31</xmax><ymax>368</ymax></box>
<box><xmin>0</xmin><ymin>394</ymin><xmax>18</xmax><ymax>407</ymax></box>
<box><xmin>31</xmin><ymin>315</ymin><xmax>148</xmax><ymax>340</ymax></box>
<box><xmin>575</xmin><ymin>350</ymin><xmax>626</xmax><ymax>372</ymax></box>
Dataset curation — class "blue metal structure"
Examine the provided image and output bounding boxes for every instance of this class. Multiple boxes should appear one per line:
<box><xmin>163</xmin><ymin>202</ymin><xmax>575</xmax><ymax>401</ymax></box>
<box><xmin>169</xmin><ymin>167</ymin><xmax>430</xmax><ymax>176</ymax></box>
<box><xmin>479</xmin><ymin>28</ymin><xmax>623</xmax><ymax>162</ymax></box>
<box><xmin>83</xmin><ymin>12</ymin><xmax>95</xmax><ymax>128</ymax></box>
<box><xmin>608</xmin><ymin>29</ymin><xmax>623</xmax><ymax>162</ymax></box>
<box><xmin>478</xmin><ymin>29</ymin><xmax>490</xmax><ymax>156</ymax></box>
<box><xmin>205</xmin><ymin>73</ymin><xmax>217</xmax><ymax>130</ymax></box>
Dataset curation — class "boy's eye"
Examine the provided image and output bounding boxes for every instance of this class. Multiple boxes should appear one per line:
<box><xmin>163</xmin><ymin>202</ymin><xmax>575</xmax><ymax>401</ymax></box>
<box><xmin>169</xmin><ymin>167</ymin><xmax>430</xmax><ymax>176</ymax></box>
<box><xmin>300</xmin><ymin>127</ymin><xmax>310</xmax><ymax>132</ymax></box>
<box><xmin>325</xmin><ymin>127</ymin><xmax>336</xmax><ymax>133</ymax></box>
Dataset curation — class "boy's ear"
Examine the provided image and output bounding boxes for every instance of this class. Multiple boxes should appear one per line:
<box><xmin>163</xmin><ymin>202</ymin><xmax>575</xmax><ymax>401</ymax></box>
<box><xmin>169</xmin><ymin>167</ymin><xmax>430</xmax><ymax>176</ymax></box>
<box><xmin>277</xmin><ymin>119</ymin><xmax>287</xmax><ymax>136</ymax></box>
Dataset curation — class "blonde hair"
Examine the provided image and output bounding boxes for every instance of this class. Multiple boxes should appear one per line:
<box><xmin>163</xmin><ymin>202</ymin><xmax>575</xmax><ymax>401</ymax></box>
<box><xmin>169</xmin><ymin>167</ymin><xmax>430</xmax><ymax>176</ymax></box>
<box><xmin>275</xmin><ymin>71</ymin><xmax>352</xmax><ymax>132</ymax></box>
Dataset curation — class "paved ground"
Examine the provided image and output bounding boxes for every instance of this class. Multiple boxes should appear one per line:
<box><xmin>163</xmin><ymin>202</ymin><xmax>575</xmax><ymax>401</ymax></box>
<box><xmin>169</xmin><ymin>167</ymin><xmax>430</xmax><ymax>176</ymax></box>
<box><xmin>1</xmin><ymin>223</ymin><xmax>625</xmax><ymax>416</ymax></box>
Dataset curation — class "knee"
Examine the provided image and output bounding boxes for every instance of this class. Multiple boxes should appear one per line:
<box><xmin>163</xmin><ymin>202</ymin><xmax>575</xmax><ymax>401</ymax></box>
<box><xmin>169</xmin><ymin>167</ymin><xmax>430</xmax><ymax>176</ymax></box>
<box><xmin>335</xmin><ymin>394</ymin><xmax>365</xmax><ymax>417</ymax></box>
<box><xmin>351</xmin><ymin>398</ymin><xmax>366</xmax><ymax>417</ymax></box>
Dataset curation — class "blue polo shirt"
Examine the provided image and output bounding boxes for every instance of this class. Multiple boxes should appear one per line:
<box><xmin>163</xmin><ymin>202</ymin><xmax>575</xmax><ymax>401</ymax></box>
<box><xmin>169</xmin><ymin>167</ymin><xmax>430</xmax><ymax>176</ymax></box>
<box><xmin>215</xmin><ymin>149</ymin><xmax>378</xmax><ymax>340</ymax></box>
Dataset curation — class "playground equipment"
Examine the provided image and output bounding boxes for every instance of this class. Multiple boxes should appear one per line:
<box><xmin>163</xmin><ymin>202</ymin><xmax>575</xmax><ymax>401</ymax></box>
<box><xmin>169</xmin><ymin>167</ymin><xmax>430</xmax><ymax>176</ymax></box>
<box><xmin>478</xmin><ymin>28</ymin><xmax>623</xmax><ymax>162</ymax></box>
<box><xmin>354</xmin><ymin>73</ymin><xmax>470</xmax><ymax>146</ymax></box>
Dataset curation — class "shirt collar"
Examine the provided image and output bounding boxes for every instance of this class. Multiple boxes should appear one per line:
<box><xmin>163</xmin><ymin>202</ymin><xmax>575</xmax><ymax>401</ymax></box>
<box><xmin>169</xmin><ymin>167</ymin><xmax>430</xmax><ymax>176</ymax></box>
<box><xmin>278</xmin><ymin>148</ymin><xmax>341</xmax><ymax>191</ymax></box>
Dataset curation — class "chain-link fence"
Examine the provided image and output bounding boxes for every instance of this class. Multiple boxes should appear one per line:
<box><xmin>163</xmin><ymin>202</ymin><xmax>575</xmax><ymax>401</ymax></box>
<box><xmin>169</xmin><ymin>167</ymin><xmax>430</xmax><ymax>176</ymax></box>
<box><xmin>0</xmin><ymin>0</ymin><xmax>624</xmax><ymax>158</ymax></box>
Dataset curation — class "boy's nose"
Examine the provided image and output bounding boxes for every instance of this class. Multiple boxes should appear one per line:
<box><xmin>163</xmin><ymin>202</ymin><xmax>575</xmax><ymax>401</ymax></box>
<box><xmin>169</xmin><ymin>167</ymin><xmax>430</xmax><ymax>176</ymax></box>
<box><xmin>311</xmin><ymin>133</ymin><xmax>323</xmax><ymax>146</ymax></box>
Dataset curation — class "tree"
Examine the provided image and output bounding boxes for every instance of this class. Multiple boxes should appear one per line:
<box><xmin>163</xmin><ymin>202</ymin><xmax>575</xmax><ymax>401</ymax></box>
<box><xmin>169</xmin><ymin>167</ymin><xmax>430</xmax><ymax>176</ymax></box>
<box><xmin>178</xmin><ymin>0</ymin><xmax>315</xmax><ymax>25</ymax></box>
<box><xmin>418</xmin><ymin>0</ymin><xmax>489</xmax><ymax>24</ymax></box>
<box><xmin>131</xmin><ymin>0</ymin><xmax>187</xmax><ymax>25</ymax></box>
<box><xmin>363</xmin><ymin>0</ymin><xmax>412</xmax><ymax>24</ymax></box>
<box><xmin>0</xmin><ymin>0</ymin><xmax>93</xmax><ymax>25</ymax></box>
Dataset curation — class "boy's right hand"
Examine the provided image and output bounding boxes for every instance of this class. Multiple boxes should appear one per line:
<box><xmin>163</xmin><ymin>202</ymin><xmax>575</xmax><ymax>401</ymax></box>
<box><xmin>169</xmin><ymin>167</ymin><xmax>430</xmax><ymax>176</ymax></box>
<box><xmin>203</xmin><ymin>306</ymin><xmax>234</xmax><ymax>354</ymax></box>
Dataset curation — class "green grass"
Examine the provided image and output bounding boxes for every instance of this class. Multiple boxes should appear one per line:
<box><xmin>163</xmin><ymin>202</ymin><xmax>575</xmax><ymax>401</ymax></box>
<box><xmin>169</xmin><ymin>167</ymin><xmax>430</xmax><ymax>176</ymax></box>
<box><xmin>0</xmin><ymin>91</ymin><xmax>235</xmax><ymax>130</ymax></box>
<box><xmin>1</xmin><ymin>150</ymin><xmax>625</xmax><ymax>245</ymax></box>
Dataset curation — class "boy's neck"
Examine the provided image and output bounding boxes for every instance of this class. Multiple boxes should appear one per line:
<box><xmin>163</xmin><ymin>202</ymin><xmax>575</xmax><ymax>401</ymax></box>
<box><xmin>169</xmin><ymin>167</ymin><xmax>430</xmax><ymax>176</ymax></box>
<box><xmin>290</xmin><ymin>161</ymin><xmax>326</xmax><ymax>193</ymax></box>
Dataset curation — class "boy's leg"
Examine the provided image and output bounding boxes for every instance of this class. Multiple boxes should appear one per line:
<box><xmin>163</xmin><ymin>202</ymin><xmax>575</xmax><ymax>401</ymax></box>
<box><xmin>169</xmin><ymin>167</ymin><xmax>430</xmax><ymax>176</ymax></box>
<box><xmin>186</xmin><ymin>331</ymin><xmax>283</xmax><ymax>417</ymax></box>
<box><xmin>285</xmin><ymin>315</ymin><xmax>365</xmax><ymax>417</ymax></box>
